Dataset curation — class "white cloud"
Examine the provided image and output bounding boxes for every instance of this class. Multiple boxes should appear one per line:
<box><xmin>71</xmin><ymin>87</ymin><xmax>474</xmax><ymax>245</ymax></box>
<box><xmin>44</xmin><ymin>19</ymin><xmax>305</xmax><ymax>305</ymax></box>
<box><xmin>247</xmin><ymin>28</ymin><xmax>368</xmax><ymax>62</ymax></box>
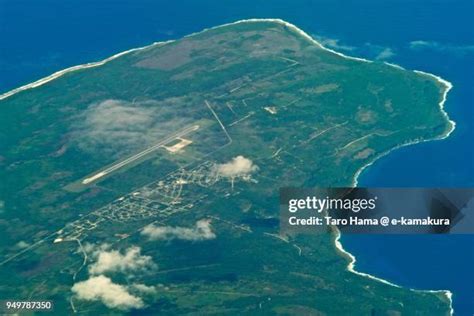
<box><xmin>356</xmin><ymin>43</ymin><xmax>396</xmax><ymax>61</ymax></box>
<box><xmin>132</xmin><ymin>283</ymin><xmax>157</xmax><ymax>295</ymax></box>
<box><xmin>72</xmin><ymin>275</ymin><xmax>144</xmax><ymax>310</ymax></box>
<box><xmin>375</xmin><ymin>47</ymin><xmax>395</xmax><ymax>60</ymax></box>
<box><xmin>214</xmin><ymin>156</ymin><xmax>258</xmax><ymax>178</ymax></box>
<box><xmin>72</xmin><ymin>98</ymin><xmax>192</xmax><ymax>157</ymax></box>
<box><xmin>314</xmin><ymin>35</ymin><xmax>356</xmax><ymax>51</ymax></box>
<box><xmin>313</xmin><ymin>35</ymin><xmax>397</xmax><ymax>61</ymax></box>
<box><xmin>87</xmin><ymin>245</ymin><xmax>156</xmax><ymax>275</ymax></box>
<box><xmin>409</xmin><ymin>40</ymin><xmax>474</xmax><ymax>54</ymax></box>
<box><xmin>141</xmin><ymin>219</ymin><xmax>216</xmax><ymax>241</ymax></box>
<box><xmin>15</xmin><ymin>241</ymin><xmax>30</xmax><ymax>249</ymax></box>
<box><xmin>311</xmin><ymin>35</ymin><xmax>400</xmax><ymax>62</ymax></box>
<box><xmin>409</xmin><ymin>40</ymin><xmax>434</xmax><ymax>49</ymax></box>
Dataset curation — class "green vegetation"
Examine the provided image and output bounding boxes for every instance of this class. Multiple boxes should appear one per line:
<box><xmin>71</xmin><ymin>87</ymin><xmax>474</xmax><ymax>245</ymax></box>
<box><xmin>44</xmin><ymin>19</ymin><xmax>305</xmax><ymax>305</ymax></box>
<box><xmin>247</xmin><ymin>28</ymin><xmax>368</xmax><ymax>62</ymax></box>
<box><xmin>0</xmin><ymin>20</ymin><xmax>452</xmax><ymax>315</ymax></box>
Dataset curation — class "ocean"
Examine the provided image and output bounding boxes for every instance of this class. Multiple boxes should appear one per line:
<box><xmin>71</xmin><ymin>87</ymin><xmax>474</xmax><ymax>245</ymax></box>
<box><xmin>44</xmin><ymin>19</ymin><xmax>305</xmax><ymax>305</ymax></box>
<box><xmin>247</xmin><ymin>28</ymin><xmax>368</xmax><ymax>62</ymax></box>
<box><xmin>1</xmin><ymin>0</ymin><xmax>473</xmax><ymax>314</ymax></box>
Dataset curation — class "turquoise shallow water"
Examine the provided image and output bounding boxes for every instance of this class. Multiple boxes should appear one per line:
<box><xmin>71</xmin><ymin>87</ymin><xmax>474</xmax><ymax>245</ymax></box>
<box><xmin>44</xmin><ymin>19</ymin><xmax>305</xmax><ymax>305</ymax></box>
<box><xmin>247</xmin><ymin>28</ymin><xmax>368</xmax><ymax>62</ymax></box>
<box><xmin>1</xmin><ymin>0</ymin><xmax>473</xmax><ymax>314</ymax></box>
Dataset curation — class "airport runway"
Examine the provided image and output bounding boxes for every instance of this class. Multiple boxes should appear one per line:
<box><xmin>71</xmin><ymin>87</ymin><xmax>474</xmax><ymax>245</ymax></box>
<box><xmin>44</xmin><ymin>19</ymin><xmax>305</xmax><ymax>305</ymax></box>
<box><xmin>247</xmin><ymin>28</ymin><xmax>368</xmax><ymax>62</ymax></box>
<box><xmin>82</xmin><ymin>124</ymin><xmax>200</xmax><ymax>184</ymax></box>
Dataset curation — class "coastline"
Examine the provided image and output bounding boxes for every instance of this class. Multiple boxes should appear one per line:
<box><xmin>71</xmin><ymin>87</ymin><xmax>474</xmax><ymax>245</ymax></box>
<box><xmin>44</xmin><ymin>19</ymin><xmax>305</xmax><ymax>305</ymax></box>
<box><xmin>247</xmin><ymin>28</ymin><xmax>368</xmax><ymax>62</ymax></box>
<box><xmin>0</xmin><ymin>18</ymin><xmax>372</xmax><ymax>101</ymax></box>
<box><xmin>346</xmin><ymin>60</ymin><xmax>455</xmax><ymax>315</ymax></box>
<box><xmin>0</xmin><ymin>18</ymin><xmax>455</xmax><ymax>314</ymax></box>
<box><xmin>333</xmin><ymin>230</ymin><xmax>454</xmax><ymax>315</ymax></box>
<box><xmin>0</xmin><ymin>40</ymin><xmax>173</xmax><ymax>101</ymax></box>
<box><xmin>352</xmin><ymin>68</ymin><xmax>455</xmax><ymax>187</ymax></box>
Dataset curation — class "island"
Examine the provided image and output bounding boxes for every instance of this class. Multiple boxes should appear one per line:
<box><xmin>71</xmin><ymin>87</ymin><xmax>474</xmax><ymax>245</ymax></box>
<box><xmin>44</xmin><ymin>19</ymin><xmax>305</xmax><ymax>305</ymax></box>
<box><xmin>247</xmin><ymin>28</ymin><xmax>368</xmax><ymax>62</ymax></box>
<box><xmin>0</xmin><ymin>19</ymin><xmax>453</xmax><ymax>314</ymax></box>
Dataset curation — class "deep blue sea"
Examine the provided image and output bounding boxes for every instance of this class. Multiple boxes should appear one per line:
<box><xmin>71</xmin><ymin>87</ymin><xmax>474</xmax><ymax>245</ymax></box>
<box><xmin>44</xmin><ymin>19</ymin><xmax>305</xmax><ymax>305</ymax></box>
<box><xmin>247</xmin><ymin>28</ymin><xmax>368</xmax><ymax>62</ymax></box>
<box><xmin>1</xmin><ymin>0</ymin><xmax>473</xmax><ymax>314</ymax></box>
